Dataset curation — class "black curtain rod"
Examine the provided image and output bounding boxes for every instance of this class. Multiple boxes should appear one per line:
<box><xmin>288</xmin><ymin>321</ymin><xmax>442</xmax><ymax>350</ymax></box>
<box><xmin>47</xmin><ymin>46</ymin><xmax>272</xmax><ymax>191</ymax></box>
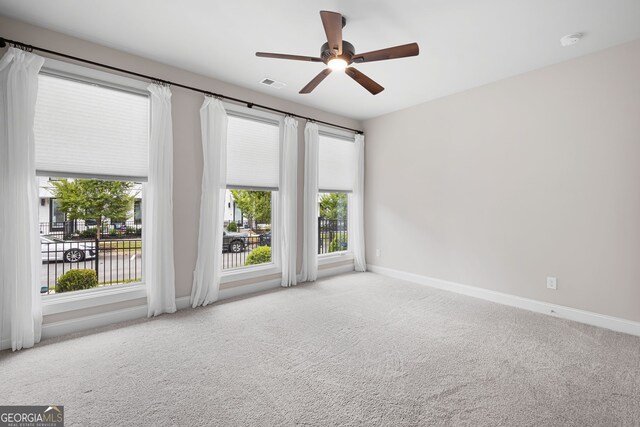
<box><xmin>0</xmin><ymin>37</ymin><xmax>364</xmax><ymax>135</ymax></box>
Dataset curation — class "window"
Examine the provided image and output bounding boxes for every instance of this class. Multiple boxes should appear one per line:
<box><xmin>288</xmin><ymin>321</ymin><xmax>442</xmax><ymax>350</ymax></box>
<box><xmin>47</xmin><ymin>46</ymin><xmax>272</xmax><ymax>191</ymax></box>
<box><xmin>34</xmin><ymin>63</ymin><xmax>149</xmax><ymax>295</ymax></box>
<box><xmin>223</xmin><ymin>189</ymin><xmax>273</xmax><ymax>269</ymax></box>
<box><xmin>223</xmin><ymin>109</ymin><xmax>281</xmax><ymax>271</ymax></box>
<box><xmin>134</xmin><ymin>200</ymin><xmax>142</xmax><ymax>224</ymax></box>
<box><xmin>49</xmin><ymin>198</ymin><xmax>65</xmax><ymax>230</ymax></box>
<box><xmin>318</xmin><ymin>193</ymin><xmax>348</xmax><ymax>254</ymax></box>
<box><xmin>317</xmin><ymin>131</ymin><xmax>356</xmax><ymax>255</ymax></box>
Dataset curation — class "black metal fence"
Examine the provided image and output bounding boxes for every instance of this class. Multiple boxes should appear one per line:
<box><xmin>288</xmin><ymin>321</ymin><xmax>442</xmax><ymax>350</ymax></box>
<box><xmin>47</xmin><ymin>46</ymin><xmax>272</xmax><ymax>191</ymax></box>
<box><xmin>41</xmin><ymin>237</ymin><xmax>142</xmax><ymax>294</ymax></box>
<box><xmin>222</xmin><ymin>235</ymin><xmax>270</xmax><ymax>270</ymax></box>
<box><xmin>40</xmin><ymin>218</ymin><xmax>346</xmax><ymax>291</ymax></box>
<box><xmin>318</xmin><ymin>218</ymin><xmax>348</xmax><ymax>254</ymax></box>
<box><xmin>40</xmin><ymin>221</ymin><xmax>142</xmax><ymax>240</ymax></box>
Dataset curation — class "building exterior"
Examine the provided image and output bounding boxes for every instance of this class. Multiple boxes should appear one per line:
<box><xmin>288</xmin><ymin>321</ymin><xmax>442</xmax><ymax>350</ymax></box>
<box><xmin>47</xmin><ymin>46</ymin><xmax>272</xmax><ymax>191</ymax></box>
<box><xmin>224</xmin><ymin>190</ymin><xmax>244</xmax><ymax>228</ymax></box>
<box><xmin>39</xmin><ymin>177</ymin><xmax>246</xmax><ymax>234</ymax></box>
<box><xmin>38</xmin><ymin>177</ymin><xmax>142</xmax><ymax>235</ymax></box>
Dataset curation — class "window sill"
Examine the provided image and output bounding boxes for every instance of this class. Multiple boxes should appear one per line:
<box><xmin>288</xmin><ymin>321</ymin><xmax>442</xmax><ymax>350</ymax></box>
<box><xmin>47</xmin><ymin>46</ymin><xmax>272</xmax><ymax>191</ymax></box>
<box><xmin>42</xmin><ymin>282</ymin><xmax>146</xmax><ymax>316</ymax></box>
<box><xmin>220</xmin><ymin>263</ymin><xmax>281</xmax><ymax>284</ymax></box>
<box><xmin>318</xmin><ymin>251</ymin><xmax>353</xmax><ymax>266</ymax></box>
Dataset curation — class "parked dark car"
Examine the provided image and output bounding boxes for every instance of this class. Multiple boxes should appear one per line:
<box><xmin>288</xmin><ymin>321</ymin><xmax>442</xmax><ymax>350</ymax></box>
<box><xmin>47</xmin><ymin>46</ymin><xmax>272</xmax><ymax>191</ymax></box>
<box><xmin>259</xmin><ymin>232</ymin><xmax>271</xmax><ymax>247</ymax></box>
<box><xmin>223</xmin><ymin>230</ymin><xmax>248</xmax><ymax>253</ymax></box>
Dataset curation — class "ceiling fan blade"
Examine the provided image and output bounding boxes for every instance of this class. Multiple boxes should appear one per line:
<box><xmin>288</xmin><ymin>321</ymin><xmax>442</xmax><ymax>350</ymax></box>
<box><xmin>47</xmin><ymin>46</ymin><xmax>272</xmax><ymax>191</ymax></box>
<box><xmin>299</xmin><ymin>69</ymin><xmax>332</xmax><ymax>94</ymax></box>
<box><xmin>352</xmin><ymin>43</ymin><xmax>419</xmax><ymax>63</ymax></box>
<box><xmin>345</xmin><ymin>67</ymin><xmax>384</xmax><ymax>95</ymax></box>
<box><xmin>256</xmin><ymin>52</ymin><xmax>323</xmax><ymax>62</ymax></box>
<box><xmin>320</xmin><ymin>10</ymin><xmax>343</xmax><ymax>55</ymax></box>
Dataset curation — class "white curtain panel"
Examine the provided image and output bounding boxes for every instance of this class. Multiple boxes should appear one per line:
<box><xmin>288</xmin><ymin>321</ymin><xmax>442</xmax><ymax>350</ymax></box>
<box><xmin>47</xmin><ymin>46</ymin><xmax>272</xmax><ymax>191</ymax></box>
<box><xmin>349</xmin><ymin>134</ymin><xmax>367</xmax><ymax>272</ymax></box>
<box><xmin>299</xmin><ymin>122</ymin><xmax>319</xmax><ymax>282</ymax></box>
<box><xmin>0</xmin><ymin>48</ymin><xmax>45</xmax><ymax>351</ymax></box>
<box><xmin>280</xmin><ymin>117</ymin><xmax>298</xmax><ymax>287</ymax></box>
<box><xmin>191</xmin><ymin>97</ymin><xmax>228</xmax><ymax>307</ymax></box>
<box><xmin>144</xmin><ymin>84</ymin><xmax>176</xmax><ymax>317</ymax></box>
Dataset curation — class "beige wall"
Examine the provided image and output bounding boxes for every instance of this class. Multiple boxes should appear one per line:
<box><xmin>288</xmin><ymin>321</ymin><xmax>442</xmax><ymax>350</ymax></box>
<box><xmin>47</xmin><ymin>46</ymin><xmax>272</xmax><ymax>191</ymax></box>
<box><xmin>364</xmin><ymin>39</ymin><xmax>640</xmax><ymax>323</ymax></box>
<box><xmin>0</xmin><ymin>16</ymin><xmax>360</xmax><ymax>319</ymax></box>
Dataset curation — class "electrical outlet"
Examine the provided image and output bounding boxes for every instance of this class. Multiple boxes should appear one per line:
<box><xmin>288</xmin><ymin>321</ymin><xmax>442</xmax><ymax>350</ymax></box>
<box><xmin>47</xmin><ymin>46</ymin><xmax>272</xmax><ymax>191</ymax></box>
<box><xmin>375</xmin><ymin>249</ymin><xmax>381</xmax><ymax>257</ymax></box>
<box><xmin>547</xmin><ymin>277</ymin><xmax>557</xmax><ymax>290</ymax></box>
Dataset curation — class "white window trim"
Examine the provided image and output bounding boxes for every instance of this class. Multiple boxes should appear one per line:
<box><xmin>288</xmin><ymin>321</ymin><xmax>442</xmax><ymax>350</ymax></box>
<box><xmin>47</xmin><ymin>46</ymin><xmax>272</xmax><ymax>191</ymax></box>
<box><xmin>224</xmin><ymin>102</ymin><xmax>283</xmax><ymax>127</ymax></box>
<box><xmin>40</xmin><ymin>57</ymin><xmax>149</xmax><ymax>95</ymax></box>
<box><xmin>42</xmin><ymin>282</ymin><xmax>146</xmax><ymax>316</ymax></box>
<box><xmin>222</xmin><ymin>189</ymin><xmax>280</xmax><ymax>277</ymax></box>
<box><xmin>37</xmin><ymin>58</ymin><xmax>149</xmax><ymax>314</ymax></box>
<box><xmin>316</xmin><ymin>127</ymin><xmax>355</xmax><ymax>261</ymax></box>
<box><xmin>316</xmin><ymin>191</ymin><xmax>351</xmax><ymax>259</ymax></box>
<box><xmin>221</xmin><ymin>104</ymin><xmax>283</xmax><ymax>279</ymax></box>
<box><xmin>221</xmin><ymin>263</ymin><xmax>280</xmax><ymax>284</ymax></box>
<box><xmin>318</xmin><ymin>124</ymin><xmax>356</xmax><ymax>141</ymax></box>
<box><xmin>318</xmin><ymin>251</ymin><xmax>353</xmax><ymax>266</ymax></box>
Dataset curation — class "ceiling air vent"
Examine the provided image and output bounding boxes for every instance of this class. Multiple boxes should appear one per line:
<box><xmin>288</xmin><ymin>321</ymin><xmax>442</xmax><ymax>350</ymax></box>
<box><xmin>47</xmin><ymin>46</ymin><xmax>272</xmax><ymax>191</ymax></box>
<box><xmin>260</xmin><ymin>78</ymin><xmax>286</xmax><ymax>89</ymax></box>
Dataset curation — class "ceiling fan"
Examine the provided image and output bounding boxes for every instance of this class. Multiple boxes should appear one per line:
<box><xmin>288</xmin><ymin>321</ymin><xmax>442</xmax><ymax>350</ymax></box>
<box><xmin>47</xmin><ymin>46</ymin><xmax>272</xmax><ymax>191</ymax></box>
<box><xmin>256</xmin><ymin>10</ymin><xmax>419</xmax><ymax>95</ymax></box>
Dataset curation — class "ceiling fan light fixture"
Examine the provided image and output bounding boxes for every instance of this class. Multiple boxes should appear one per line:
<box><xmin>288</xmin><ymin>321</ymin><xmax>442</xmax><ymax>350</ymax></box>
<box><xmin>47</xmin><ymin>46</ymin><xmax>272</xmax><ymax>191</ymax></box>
<box><xmin>255</xmin><ymin>10</ymin><xmax>419</xmax><ymax>94</ymax></box>
<box><xmin>328</xmin><ymin>58</ymin><xmax>348</xmax><ymax>71</ymax></box>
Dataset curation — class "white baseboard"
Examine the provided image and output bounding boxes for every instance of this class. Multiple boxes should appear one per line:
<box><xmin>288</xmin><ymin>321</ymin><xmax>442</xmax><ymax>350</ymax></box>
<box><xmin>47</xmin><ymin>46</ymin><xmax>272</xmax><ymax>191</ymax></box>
<box><xmin>218</xmin><ymin>262</ymin><xmax>354</xmax><ymax>300</ymax></box>
<box><xmin>33</xmin><ymin>282</ymin><xmax>282</xmax><ymax>347</ymax></box>
<box><xmin>296</xmin><ymin>263</ymin><xmax>355</xmax><ymax>282</ymax></box>
<box><xmin>41</xmin><ymin>305</ymin><xmax>148</xmax><ymax>342</ymax></box>
<box><xmin>2</xmin><ymin>264</ymin><xmax>360</xmax><ymax>351</ymax></box>
<box><xmin>0</xmin><ymin>337</ymin><xmax>10</xmax><ymax>351</ymax></box>
<box><xmin>367</xmin><ymin>264</ymin><xmax>640</xmax><ymax>337</ymax></box>
<box><xmin>175</xmin><ymin>295</ymin><xmax>191</xmax><ymax>311</ymax></box>
<box><xmin>318</xmin><ymin>263</ymin><xmax>355</xmax><ymax>278</ymax></box>
<box><xmin>1</xmin><ymin>305</ymin><xmax>150</xmax><ymax>351</ymax></box>
<box><xmin>219</xmin><ymin>278</ymin><xmax>282</xmax><ymax>300</ymax></box>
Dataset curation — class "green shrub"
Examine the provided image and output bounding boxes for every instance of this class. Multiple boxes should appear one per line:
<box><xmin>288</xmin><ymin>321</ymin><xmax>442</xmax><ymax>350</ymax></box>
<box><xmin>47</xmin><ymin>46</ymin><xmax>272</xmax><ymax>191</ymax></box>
<box><xmin>79</xmin><ymin>228</ymin><xmax>97</xmax><ymax>239</ymax></box>
<box><xmin>245</xmin><ymin>246</ymin><xmax>271</xmax><ymax>266</ymax></box>
<box><xmin>125</xmin><ymin>226</ymin><xmax>140</xmax><ymax>235</ymax></box>
<box><xmin>109</xmin><ymin>228</ymin><xmax>118</xmax><ymax>237</ymax></box>
<box><xmin>55</xmin><ymin>269</ymin><xmax>98</xmax><ymax>293</ymax></box>
<box><xmin>329</xmin><ymin>234</ymin><xmax>348</xmax><ymax>253</ymax></box>
<box><xmin>227</xmin><ymin>221</ymin><xmax>238</xmax><ymax>232</ymax></box>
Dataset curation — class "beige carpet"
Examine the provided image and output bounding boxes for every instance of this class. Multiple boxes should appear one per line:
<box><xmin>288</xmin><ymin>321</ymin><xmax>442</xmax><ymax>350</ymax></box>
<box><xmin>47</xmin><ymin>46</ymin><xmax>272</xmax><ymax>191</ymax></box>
<box><xmin>1</xmin><ymin>272</ymin><xmax>639</xmax><ymax>426</ymax></box>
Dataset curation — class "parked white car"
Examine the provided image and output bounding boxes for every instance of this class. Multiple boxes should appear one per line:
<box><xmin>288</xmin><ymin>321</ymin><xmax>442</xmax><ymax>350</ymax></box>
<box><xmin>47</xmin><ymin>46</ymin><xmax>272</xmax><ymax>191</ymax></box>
<box><xmin>41</xmin><ymin>236</ymin><xmax>96</xmax><ymax>263</ymax></box>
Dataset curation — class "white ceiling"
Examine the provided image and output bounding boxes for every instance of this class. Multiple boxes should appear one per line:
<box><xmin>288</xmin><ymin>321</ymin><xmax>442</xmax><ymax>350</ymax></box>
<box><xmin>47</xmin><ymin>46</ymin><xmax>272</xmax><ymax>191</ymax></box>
<box><xmin>1</xmin><ymin>0</ymin><xmax>640</xmax><ymax>120</ymax></box>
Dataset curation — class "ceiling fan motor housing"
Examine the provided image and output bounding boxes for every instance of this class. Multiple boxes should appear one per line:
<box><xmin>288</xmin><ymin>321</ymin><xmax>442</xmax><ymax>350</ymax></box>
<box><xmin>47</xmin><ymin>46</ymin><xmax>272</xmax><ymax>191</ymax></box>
<box><xmin>321</xmin><ymin>41</ymin><xmax>355</xmax><ymax>64</ymax></box>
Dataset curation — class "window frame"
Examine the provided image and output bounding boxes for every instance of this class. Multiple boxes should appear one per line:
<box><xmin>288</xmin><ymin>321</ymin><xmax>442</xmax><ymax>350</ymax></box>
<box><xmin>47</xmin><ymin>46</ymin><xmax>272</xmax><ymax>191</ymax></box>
<box><xmin>220</xmin><ymin>103</ymin><xmax>284</xmax><ymax>279</ymax></box>
<box><xmin>220</xmin><ymin>188</ymin><xmax>279</xmax><ymax>277</ymax></box>
<box><xmin>38</xmin><ymin>58</ymin><xmax>150</xmax><ymax>306</ymax></box>
<box><xmin>317</xmin><ymin>126</ymin><xmax>356</xmax><ymax>260</ymax></box>
<box><xmin>317</xmin><ymin>191</ymin><xmax>352</xmax><ymax>260</ymax></box>
<box><xmin>49</xmin><ymin>198</ymin><xmax>65</xmax><ymax>231</ymax></box>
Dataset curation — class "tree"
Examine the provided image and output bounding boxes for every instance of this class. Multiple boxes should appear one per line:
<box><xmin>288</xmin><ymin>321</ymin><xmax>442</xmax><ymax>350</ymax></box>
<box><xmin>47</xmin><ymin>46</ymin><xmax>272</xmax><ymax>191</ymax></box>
<box><xmin>319</xmin><ymin>193</ymin><xmax>347</xmax><ymax>220</ymax></box>
<box><xmin>230</xmin><ymin>190</ymin><xmax>271</xmax><ymax>231</ymax></box>
<box><xmin>51</xmin><ymin>179</ymin><xmax>135</xmax><ymax>240</ymax></box>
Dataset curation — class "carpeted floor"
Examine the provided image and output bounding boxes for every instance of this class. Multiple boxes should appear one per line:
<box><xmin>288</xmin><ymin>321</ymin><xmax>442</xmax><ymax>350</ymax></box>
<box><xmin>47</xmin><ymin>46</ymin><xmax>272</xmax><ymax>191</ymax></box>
<box><xmin>1</xmin><ymin>272</ymin><xmax>639</xmax><ymax>426</ymax></box>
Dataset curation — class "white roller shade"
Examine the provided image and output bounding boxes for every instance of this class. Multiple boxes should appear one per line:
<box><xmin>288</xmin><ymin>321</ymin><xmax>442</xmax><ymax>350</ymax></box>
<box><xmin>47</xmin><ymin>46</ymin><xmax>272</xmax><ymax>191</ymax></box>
<box><xmin>226</xmin><ymin>114</ymin><xmax>280</xmax><ymax>189</ymax></box>
<box><xmin>34</xmin><ymin>74</ymin><xmax>150</xmax><ymax>180</ymax></box>
<box><xmin>319</xmin><ymin>133</ymin><xmax>356</xmax><ymax>192</ymax></box>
